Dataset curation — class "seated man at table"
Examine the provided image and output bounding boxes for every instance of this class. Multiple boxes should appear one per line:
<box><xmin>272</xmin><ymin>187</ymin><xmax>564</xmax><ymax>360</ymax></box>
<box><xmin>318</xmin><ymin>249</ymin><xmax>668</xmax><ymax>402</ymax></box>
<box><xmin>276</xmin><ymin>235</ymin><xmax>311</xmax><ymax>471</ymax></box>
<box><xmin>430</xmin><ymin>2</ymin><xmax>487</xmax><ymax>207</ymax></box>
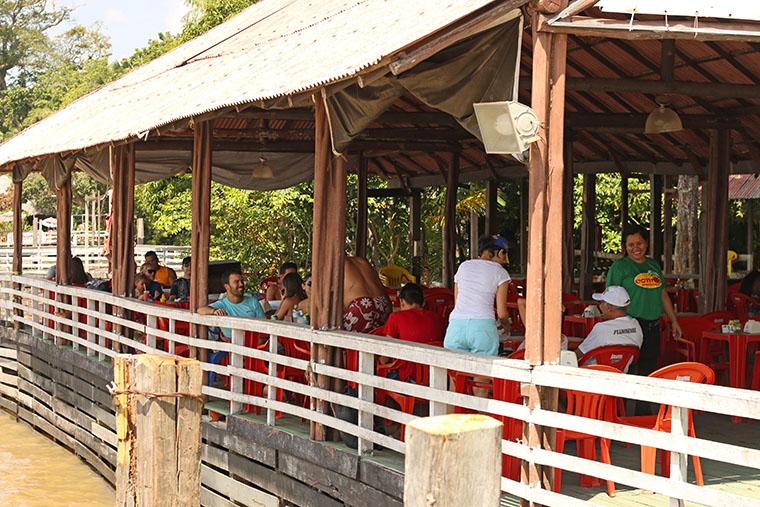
<box><xmin>144</xmin><ymin>250</ymin><xmax>177</xmax><ymax>289</ymax></box>
<box><xmin>343</xmin><ymin>256</ymin><xmax>392</xmax><ymax>333</ymax></box>
<box><xmin>265</xmin><ymin>262</ymin><xmax>298</xmax><ymax>302</ymax></box>
<box><xmin>575</xmin><ymin>286</ymin><xmax>643</xmax><ymax>371</ymax></box>
<box><xmin>379</xmin><ymin>283</ymin><xmax>445</xmax><ymax>381</ymax></box>
<box><xmin>198</xmin><ymin>268</ymin><xmax>265</xmax><ymax>338</ymax></box>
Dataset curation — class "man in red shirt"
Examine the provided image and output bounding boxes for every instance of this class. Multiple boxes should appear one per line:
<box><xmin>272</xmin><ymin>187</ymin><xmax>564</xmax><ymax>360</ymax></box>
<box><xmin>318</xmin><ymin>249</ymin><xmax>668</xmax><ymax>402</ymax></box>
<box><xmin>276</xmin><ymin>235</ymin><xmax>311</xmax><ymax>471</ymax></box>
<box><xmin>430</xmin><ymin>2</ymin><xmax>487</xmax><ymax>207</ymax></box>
<box><xmin>380</xmin><ymin>283</ymin><xmax>445</xmax><ymax>381</ymax></box>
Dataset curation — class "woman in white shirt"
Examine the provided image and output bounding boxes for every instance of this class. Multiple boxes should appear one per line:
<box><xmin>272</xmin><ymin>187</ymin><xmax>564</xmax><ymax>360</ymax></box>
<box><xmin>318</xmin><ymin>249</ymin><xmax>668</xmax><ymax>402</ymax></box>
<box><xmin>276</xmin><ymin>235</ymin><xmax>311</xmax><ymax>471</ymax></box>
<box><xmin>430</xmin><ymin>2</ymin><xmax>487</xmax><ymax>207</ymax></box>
<box><xmin>444</xmin><ymin>235</ymin><xmax>511</xmax><ymax>355</ymax></box>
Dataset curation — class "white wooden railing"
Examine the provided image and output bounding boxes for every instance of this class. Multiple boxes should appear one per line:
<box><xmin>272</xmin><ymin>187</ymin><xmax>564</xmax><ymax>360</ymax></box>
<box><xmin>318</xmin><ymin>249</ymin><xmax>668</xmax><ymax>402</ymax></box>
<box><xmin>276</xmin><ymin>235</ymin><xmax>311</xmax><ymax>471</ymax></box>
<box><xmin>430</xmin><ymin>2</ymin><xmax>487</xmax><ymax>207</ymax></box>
<box><xmin>0</xmin><ymin>245</ymin><xmax>190</xmax><ymax>274</ymax></box>
<box><xmin>1</xmin><ymin>274</ymin><xmax>759</xmax><ymax>506</ymax></box>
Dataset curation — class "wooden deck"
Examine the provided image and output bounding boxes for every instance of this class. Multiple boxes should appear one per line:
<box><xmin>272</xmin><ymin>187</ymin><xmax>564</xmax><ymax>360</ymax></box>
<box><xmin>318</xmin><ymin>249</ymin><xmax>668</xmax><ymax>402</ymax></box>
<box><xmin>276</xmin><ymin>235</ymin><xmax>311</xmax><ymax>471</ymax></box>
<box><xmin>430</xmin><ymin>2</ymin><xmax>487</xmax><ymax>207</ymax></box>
<box><xmin>207</xmin><ymin>401</ymin><xmax>760</xmax><ymax>505</ymax></box>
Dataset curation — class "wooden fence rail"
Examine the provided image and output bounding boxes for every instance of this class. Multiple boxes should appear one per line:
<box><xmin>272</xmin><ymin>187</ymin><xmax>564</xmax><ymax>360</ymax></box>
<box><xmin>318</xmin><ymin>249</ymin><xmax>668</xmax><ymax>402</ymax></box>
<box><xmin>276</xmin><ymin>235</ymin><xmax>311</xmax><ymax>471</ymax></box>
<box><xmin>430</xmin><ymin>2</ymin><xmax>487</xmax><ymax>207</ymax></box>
<box><xmin>0</xmin><ymin>274</ymin><xmax>759</xmax><ymax>506</ymax></box>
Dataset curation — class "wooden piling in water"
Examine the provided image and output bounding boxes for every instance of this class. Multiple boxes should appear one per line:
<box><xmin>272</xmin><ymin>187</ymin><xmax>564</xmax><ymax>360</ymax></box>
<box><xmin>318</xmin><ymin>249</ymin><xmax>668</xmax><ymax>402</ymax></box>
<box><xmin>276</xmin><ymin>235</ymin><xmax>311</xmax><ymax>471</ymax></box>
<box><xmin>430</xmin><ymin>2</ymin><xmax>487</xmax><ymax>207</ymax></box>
<box><xmin>113</xmin><ymin>354</ymin><xmax>202</xmax><ymax>506</ymax></box>
<box><xmin>403</xmin><ymin>414</ymin><xmax>502</xmax><ymax>507</ymax></box>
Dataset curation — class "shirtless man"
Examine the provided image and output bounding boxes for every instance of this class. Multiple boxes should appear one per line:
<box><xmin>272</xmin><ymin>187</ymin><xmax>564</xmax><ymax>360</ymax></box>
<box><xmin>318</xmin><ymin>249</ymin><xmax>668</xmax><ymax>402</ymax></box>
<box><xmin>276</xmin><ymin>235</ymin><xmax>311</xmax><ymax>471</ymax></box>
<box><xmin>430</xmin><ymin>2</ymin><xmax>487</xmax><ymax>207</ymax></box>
<box><xmin>342</xmin><ymin>256</ymin><xmax>391</xmax><ymax>333</ymax></box>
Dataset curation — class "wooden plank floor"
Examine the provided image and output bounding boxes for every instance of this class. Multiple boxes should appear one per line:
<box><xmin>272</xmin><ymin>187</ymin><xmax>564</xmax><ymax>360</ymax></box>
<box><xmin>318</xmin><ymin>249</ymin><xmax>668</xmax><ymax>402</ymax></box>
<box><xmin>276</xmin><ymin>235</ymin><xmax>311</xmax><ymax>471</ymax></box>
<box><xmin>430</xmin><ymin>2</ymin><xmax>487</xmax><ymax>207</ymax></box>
<box><xmin>206</xmin><ymin>400</ymin><xmax>760</xmax><ymax>505</ymax></box>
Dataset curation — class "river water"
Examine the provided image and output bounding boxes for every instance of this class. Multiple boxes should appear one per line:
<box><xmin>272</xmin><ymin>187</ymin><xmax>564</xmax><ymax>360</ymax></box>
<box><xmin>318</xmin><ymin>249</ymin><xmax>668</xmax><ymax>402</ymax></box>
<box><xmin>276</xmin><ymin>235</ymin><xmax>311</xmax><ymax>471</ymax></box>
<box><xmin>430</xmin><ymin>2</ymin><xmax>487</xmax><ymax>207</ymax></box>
<box><xmin>0</xmin><ymin>410</ymin><xmax>114</xmax><ymax>506</ymax></box>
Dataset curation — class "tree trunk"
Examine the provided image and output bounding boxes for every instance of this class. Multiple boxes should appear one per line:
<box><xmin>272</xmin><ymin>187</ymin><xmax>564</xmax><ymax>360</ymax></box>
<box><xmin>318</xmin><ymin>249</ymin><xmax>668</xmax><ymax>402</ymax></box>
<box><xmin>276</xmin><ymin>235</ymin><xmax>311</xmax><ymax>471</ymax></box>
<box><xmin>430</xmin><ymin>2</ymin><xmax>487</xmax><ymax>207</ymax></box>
<box><xmin>673</xmin><ymin>175</ymin><xmax>698</xmax><ymax>274</ymax></box>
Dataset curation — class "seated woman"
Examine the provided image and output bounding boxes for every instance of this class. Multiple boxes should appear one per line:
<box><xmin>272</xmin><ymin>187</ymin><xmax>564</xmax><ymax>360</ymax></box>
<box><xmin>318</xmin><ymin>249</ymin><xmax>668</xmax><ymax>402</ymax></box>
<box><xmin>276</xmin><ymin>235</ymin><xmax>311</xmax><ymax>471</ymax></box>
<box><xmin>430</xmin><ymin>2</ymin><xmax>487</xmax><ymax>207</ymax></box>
<box><xmin>295</xmin><ymin>274</ymin><xmax>311</xmax><ymax>316</ymax></box>
<box><xmin>274</xmin><ymin>272</ymin><xmax>308</xmax><ymax>321</ymax></box>
<box><xmin>739</xmin><ymin>271</ymin><xmax>760</xmax><ymax>317</ymax></box>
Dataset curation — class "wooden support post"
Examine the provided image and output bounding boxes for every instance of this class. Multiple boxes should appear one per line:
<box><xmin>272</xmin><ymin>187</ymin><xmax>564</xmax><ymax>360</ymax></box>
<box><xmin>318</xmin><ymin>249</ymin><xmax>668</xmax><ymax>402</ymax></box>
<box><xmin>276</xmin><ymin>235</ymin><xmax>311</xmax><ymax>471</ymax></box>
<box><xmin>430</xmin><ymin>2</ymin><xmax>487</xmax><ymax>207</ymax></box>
<box><xmin>12</xmin><ymin>181</ymin><xmax>22</xmax><ymax>276</ymax></box>
<box><xmin>12</xmin><ymin>180</ymin><xmax>22</xmax><ymax>329</ymax></box>
<box><xmin>86</xmin><ymin>299</ymin><xmax>97</xmax><ymax>357</ymax></box>
<box><xmin>747</xmin><ymin>200</ymin><xmax>754</xmax><ymax>271</ymax></box>
<box><xmin>485</xmin><ymin>179</ymin><xmax>498</xmax><ymax>236</ymax></box>
<box><xmin>409</xmin><ymin>190</ymin><xmax>422</xmax><ymax>281</ymax></box>
<box><xmin>520</xmin><ymin>177</ymin><xmax>528</xmax><ymax>274</ymax></box>
<box><xmin>190</xmin><ymin>121</ymin><xmax>212</xmax><ymax>362</ymax></box>
<box><xmin>579</xmin><ymin>173</ymin><xmax>596</xmax><ymax>300</ymax></box>
<box><xmin>428</xmin><ymin>365</ymin><xmax>448</xmax><ymax>416</ymax></box>
<box><xmin>701</xmin><ymin>130</ymin><xmax>730</xmax><ymax>312</ymax></box>
<box><xmin>114</xmin><ymin>354</ymin><xmax>202</xmax><ymax>506</ymax></box>
<box><xmin>621</xmin><ymin>175</ymin><xmax>629</xmax><ymax>249</ymax></box>
<box><xmin>442</xmin><ymin>153</ymin><xmax>459</xmax><ymax>288</ymax></box>
<box><xmin>650</xmin><ymin>174</ymin><xmax>664</xmax><ymax>265</ymax></box>
<box><xmin>523</xmin><ymin>6</ymin><xmax>567</xmax><ymax>496</ymax></box>
<box><xmin>469</xmin><ymin>209</ymin><xmax>479</xmax><ymax>259</ymax></box>
<box><xmin>111</xmin><ymin>144</ymin><xmax>135</xmax><ymax>298</ymax></box>
<box><xmin>310</xmin><ymin>94</ymin><xmax>347</xmax><ymax>441</ymax></box>
<box><xmin>404</xmin><ymin>414</ymin><xmax>501</xmax><ymax>507</ymax></box>
<box><xmin>663</xmin><ymin>176</ymin><xmax>674</xmax><ymax>273</ymax></box>
<box><xmin>56</xmin><ymin>176</ymin><xmax>73</xmax><ymax>286</ymax></box>
<box><xmin>562</xmin><ymin>142</ymin><xmax>574</xmax><ymax>293</ymax></box>
<box><xmin>356</xmin><ymin>155</ymin><xmax>368</xmax><ymax>258</ymax></box>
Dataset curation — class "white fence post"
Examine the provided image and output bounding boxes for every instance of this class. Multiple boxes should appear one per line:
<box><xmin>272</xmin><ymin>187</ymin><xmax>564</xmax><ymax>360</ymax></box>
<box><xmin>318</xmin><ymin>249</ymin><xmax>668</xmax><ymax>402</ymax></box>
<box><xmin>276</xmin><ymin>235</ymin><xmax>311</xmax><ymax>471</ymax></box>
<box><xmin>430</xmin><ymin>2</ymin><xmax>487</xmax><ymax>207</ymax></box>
<box><xmin>168</xmin><ymin>318</ymin><xmax>176</xmax><ymax>355</ymax></box>
<box><xmin>230</xmin><ymin>328</ymin><xmax>244</xmax><ymax>415</ymax></box>
<box><xmin>358</xmin><ymin>350</ymin><xmax>375</xmax><ymax>455</ymax></box>
<box><xmin>429</xmin><ymin>365</ymin><xmax>448</xmax><ymax>416</ymax></box>
<box><xmin>146</xmin><ymin>315</ymin><xmax>157</xmax><ymax>349</ymax></box>
<box><xmin>97</xmin><ymin>300</ymin><xmax>107</xmax><ymax>361</ymax></box>
<box><xmin>669</xmin><ymin>405</ymin><xmax>689</xmax><ymax>507</ymax></box>
<box><xmin>86</xmin><ymin>299</ymin><xmax>97</xmax><ymax>357</ymax></box>
<box><xmin>267</xmin><ymin>334</ymin><xmax>278</xmax><ymax>426</ymax></box>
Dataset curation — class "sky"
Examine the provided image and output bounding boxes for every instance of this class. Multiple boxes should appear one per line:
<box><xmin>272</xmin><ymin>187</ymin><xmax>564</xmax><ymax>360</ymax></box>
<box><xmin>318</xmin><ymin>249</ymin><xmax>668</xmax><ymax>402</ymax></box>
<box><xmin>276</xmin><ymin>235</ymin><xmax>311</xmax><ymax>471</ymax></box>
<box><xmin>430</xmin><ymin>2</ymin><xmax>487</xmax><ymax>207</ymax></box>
<box><xmin>55</xmin><ymin>1</ymin><xmax>192</xmax><ymax>60</ymax></box>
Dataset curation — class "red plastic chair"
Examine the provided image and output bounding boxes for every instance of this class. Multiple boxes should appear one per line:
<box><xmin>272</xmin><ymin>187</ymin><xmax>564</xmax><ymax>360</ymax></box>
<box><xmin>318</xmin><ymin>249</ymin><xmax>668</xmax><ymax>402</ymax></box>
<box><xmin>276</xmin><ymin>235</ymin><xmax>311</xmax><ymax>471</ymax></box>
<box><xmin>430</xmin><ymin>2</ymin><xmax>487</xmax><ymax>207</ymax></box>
<box><xmin>672</xmin><ymin>315</ymin><xmax>727</xmax><ymax>381</ymax></box>
<box><xmin>423</xmin><ymin>290</ymin><xmax>454</xmax><ymax>324</ymax></box>
<box><xmin>614</xmin><ymin>362</ymin><xmax>715</xmax><ymax>485</ymax></box>
<box><xmin>729</xmin><ymin>293</ymin><xmax>758</xmax><ymax>323</ymax></box>
<box><xmin>555</xmin><ymin>364</ymin><xmax>621</xmax><ymax>496</ymax></box>
<box><xmin>578</xmin><ymin>345</ymin><xmax>640</xmax><ymax>373</ymax></box>
<box><xmin>561</xmin><ymin>292</ymin><xmax>584</xmax><ymax>316</ymax></box>
<box><xmin>243</xmin><ymin>331</ymin><xmax>286</xmax><ymax>416</ymax></box>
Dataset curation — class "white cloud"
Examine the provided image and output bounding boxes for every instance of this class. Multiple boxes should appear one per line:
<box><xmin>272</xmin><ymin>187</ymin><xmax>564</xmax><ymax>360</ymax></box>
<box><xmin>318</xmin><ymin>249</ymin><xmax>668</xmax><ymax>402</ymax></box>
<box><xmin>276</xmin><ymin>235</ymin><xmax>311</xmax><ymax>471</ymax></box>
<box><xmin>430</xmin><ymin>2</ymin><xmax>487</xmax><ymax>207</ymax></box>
<box><xmin>104</xmin><ymin>7</ymin><xmax>128</xmax><ymax>24</ymax></box>
<box><xmin>165</xmin><ymin>0</ymin><xmax>191</xmax><ymax>33</ymax></box>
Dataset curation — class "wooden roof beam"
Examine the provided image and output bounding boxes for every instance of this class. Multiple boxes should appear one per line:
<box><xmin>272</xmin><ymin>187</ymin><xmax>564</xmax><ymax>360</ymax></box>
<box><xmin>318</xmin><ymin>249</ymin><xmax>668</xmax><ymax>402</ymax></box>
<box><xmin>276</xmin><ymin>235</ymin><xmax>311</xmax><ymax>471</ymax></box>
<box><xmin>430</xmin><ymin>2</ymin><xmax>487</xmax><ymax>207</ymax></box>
<box><xmin>566</xmin><ymin>113</ymin><xmax>733</xmax><ymax>130</ymax></box>
<box><xmin>542</xmin><ymin>16</ymin><xmax>760</xmax><ymax>43</ymax></box>
<box><xmin>567</xmin><ymin>77</ymin><xmax>760</xmax><ymax>100</ymax></box>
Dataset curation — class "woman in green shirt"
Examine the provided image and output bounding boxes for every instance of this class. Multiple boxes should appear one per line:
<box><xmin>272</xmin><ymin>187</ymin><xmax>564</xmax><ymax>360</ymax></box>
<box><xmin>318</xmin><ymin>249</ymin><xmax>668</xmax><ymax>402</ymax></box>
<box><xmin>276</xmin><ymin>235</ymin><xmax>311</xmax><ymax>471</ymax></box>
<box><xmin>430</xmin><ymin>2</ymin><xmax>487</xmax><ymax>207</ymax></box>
<box><xmin>606</xmin><ymin>225</ymin><xmax>682</xmax><ymax>377</ymax></box>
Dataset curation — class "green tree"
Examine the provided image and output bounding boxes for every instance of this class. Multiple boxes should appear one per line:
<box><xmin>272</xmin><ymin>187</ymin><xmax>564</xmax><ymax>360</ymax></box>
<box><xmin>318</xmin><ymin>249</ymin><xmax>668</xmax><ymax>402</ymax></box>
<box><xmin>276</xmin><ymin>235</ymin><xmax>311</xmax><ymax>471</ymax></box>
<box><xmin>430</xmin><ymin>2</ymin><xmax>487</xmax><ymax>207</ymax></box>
<box><xmin>0</xmin><ymin>0</ymin><xmax>71</xmax><ymax>90</ymax></box>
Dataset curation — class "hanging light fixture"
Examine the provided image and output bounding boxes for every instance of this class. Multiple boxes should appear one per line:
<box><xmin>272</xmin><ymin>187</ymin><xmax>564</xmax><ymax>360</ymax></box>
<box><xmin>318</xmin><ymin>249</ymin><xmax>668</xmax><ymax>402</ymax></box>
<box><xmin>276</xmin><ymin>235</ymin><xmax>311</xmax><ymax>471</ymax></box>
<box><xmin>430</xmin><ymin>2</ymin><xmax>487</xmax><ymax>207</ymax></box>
<box><xmin>645</xmin><ymin>96</ymin><xmax>683</xmax><ymax>135</ymax></box>
<box><xmin>252</xmin><ymin>129</ymin><xmax>274</xmax><ymax>179</ymax></box>
<box><xmin>251</xmin><ymin>156</ymin><xmax>274</xmax><ymax>179</ymax></box>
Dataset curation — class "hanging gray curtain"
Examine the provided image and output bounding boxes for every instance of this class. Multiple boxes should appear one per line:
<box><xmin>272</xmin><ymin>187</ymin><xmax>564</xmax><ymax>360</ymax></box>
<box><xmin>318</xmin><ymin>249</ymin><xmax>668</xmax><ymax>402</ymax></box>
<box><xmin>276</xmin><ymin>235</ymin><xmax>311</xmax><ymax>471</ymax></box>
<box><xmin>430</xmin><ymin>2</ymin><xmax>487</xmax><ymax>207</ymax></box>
<box><xmin>326</xmin><ymin>18</ymin><xmax>522</xmax><ymax>151</ymax></box>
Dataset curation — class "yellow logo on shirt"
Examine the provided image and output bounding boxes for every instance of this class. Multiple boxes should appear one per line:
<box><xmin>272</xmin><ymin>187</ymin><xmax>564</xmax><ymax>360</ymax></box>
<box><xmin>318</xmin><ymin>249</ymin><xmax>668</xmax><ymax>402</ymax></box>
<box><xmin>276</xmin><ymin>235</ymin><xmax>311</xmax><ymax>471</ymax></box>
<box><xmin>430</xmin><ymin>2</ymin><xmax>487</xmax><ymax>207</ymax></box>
<box><xmin>633</xmin><ymin>272</ymin><xmax>662</xmax><ymax>289</ymax></box>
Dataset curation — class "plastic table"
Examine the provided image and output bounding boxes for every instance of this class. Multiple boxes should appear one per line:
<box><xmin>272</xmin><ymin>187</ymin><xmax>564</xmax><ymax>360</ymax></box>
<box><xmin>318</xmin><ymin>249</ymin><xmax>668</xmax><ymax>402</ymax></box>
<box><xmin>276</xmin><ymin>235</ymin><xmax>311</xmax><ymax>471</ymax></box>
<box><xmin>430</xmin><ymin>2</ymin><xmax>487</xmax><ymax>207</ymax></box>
<box><xmin>700</xmin><ymin>331</ymin><xmax>760</xmax><ymax>390</ymax></box>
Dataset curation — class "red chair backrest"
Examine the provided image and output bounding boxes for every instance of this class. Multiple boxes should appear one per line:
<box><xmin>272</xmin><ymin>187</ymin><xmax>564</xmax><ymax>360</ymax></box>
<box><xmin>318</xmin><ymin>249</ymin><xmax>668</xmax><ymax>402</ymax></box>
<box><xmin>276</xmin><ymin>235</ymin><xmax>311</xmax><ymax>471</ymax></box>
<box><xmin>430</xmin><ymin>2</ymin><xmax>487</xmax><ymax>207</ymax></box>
<box><xmin>649</xmin><ymin>361</ymin><xmax>715</xmax><ymax>385</ymax></box>
<box><xmin>700</xmin><ymin>310</ymin><xmax>736</xmax><ymax>324</ymax></box>
<box><xmin>729</xmin><ymin>293</ymin><xmax>753</xmax><ymax>322</ymax></box>
<box><xmin>424</xmin><ymin>292</ymin><xmax>455</xmax><ymax>322</ymax></box>
<box><xmin>677</xmin><ymin>315</ymin><xmax>720</xmax><ymax>342</ymax></box>
<box><xmin>507</xmin><ymin>349</ymin><xmax>525</xmax><ymax>360</ymax></box>
<box><xmin>563</xmin><ymin>365</ymin><xmax>623</xmax><ymax>421</ymax></box>
<box><xmin>578</xmin><ymin>345</ymin><xmax>639</xmax><ymax>371</ymax></box>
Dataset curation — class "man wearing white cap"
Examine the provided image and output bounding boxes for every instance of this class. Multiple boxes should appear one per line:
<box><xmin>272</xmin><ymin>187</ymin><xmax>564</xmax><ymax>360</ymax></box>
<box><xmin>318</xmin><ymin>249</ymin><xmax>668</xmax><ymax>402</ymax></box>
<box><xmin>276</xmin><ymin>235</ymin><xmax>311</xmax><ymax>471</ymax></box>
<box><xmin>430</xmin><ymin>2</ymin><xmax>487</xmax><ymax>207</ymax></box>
<box><xmin>575</xmin><ymin>286</ymin><xmax>643</xmax><ymax>371</ymax></box>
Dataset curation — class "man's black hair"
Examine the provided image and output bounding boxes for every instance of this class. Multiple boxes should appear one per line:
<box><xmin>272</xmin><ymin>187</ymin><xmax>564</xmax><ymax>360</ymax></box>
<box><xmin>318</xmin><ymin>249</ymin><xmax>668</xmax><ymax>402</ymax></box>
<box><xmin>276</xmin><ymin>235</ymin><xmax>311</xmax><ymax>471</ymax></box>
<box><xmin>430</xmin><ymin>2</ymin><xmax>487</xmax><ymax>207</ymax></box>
<box><xmin>182</xmin><ymin>256</ymin><xmax>191</xmax><ymax>266</ymax></box>
<box><xmin>399</xmin><ymin>283</ymin><xmax>424</xmax><ymax>307</ymax></box>
<box><xmin>221</xmin><ymin>268</ymin><xmax>243</xmax><ymax>286</ymax></box>
<box><xmin>145</xmin><ymin>250</ymin><xmax>158</xmax><ymax>260</ymax></box>
<box><xmin>279</xmin><ymin>262</ymin><xmax>298</xmax><ymax>274</ymax></box>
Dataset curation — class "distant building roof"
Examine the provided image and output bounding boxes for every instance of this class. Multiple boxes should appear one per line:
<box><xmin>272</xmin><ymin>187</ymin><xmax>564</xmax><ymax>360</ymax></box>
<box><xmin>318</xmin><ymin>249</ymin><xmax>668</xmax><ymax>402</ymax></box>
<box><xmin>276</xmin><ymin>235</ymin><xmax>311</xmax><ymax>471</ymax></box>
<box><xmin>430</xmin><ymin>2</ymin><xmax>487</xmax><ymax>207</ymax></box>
<box><xmin>729</xmin><ymin>174</ymin><xmax>760</xmax><ymax>200</ymax></box>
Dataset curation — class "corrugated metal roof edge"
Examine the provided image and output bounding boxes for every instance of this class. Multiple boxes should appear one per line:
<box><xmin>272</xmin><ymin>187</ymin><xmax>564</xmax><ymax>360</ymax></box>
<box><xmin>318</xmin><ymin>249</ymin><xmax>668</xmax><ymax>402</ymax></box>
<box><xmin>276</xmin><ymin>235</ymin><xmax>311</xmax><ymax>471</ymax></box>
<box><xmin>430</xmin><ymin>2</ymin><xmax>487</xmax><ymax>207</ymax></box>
<box><xmin>0</xmin><ymin>0</ymin><xmax>509</xmax><ymax>169</ymax></box>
